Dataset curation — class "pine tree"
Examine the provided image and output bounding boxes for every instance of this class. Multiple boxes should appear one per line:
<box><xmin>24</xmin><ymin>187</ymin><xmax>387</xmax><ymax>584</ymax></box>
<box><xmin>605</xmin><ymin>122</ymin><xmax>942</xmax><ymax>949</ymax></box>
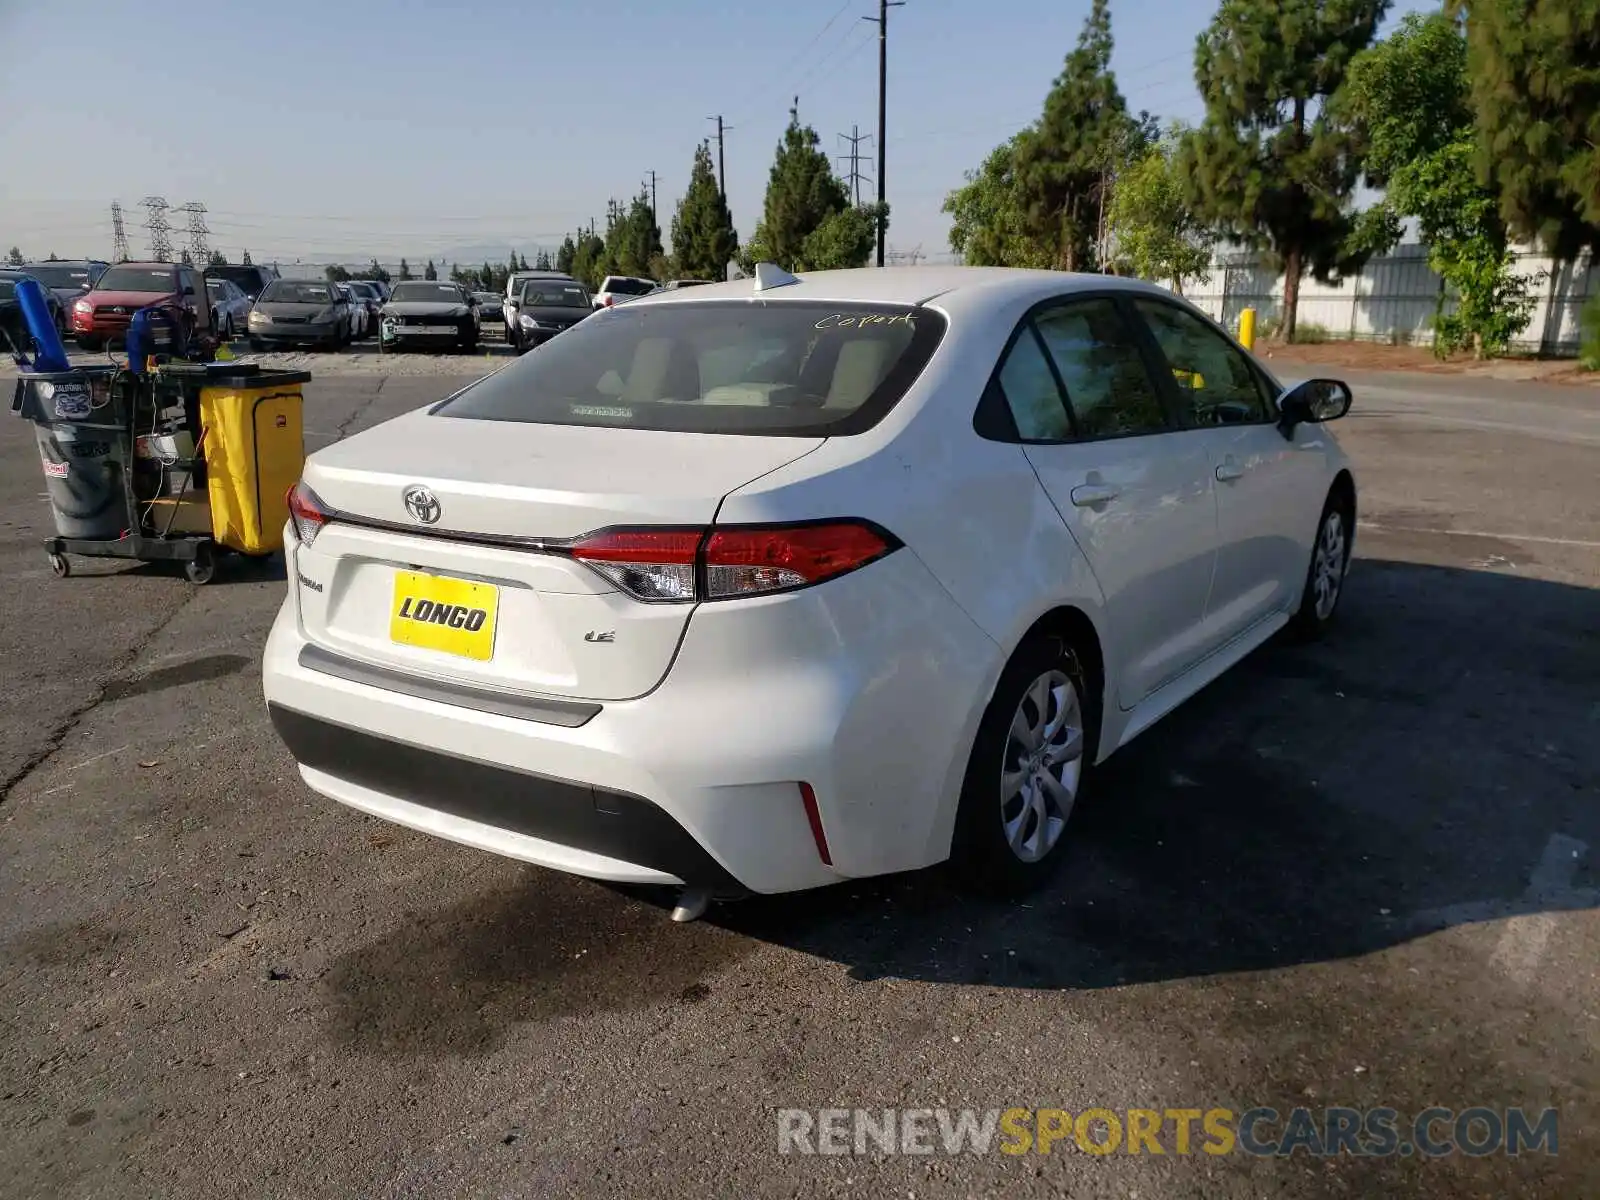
<box><xmin>556</xmin><ymin>235</ymin><xmax>577</xmax><ymax>276</ymax></box>
<box><xmin>207</xmin><ymin>249</ymin><xmax>227</xmax><ymax>266</ymax></box>
<box><xmin>671</xmin><ymin>141</ymin><xmax>740</xmax><ymax>281</ymax></box>
<box><xmin>398</xmin><ymin>258</ymin><xmax>413</xmax><ymax>281</ymax></box>
<box><xmin>1461</xmin><ymin>0</ymin><xmax>1600</xmax><ymax>259</ymax></box>
<box><xmin>535</xmin><ymin>249</ymin><xmax>553</xmax><ymax>271</ymax></box>
<box><xmin>756</xmin><ymin>104</ymin><xmax>849</xmax><ymax>270</ymax></box>
<box><xmin>1180</xmin><ymin>0</ymin><xmax>1387</xmax><ymax>341</ymax></box>
<box><xmin>241</xmin><ymin>248</ymin><xmax>253</xmax><ymax>266</ymax></box>
<box><xmin>367</xmin><ymin>258</ymin><xmax>390</xmax><ymax>284</ymax></box>
<box><xmin>423</xmin><ymin>259</ymin><xmax>437</xmax><ymax>280</ymax></box>
<box><xmin>5</xmin><ymin>247</ymin><xmax>23</xmax><ymax>266</ymax></box>
<box><xmin>1012</xmin><ymin>0</ymin><xmax>1133</xmax><ymax>271</ymax></box>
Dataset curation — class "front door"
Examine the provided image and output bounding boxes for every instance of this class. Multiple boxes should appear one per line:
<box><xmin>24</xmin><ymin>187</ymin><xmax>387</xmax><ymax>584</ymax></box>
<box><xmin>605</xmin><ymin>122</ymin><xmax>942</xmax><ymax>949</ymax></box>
<box><xmin>996</xmin><ymin>295</ymin><xmax>1220</xmax><ymax>710</ymax></box>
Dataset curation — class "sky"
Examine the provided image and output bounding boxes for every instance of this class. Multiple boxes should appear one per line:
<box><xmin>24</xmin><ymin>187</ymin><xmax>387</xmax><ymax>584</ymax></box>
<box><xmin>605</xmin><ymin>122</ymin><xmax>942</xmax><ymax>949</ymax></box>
<box><xmin>0</xmin><ymin>0</ymin><xmax>1433</xmax><ymax>269</ymax></box>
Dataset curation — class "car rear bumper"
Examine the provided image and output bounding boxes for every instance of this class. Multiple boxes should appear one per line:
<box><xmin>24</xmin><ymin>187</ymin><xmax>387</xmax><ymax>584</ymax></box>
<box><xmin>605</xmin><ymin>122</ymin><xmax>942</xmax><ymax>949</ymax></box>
<box><xmin>261</xmin><ymin>540</ymin><xmax>1001</xmax><ymax>894</ymax></box>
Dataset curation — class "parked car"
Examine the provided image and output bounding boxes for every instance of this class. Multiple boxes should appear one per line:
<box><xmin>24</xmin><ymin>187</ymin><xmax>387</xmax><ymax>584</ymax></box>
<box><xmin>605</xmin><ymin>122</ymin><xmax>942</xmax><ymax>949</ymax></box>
<box><xmin>0</xmin><ymin>270</ymin><xmax>67</xmax><ymax>351</ymax></box>
<box><xmin>334</xmin><ymin>283</ymin><xmax>369</xmax><ymax>340</ymax></box>
<box><xmin>70</xmin><ymin>261</ymin><xmax>214</xmax><ymax>351</ymax></box>
<box><xmin>263</xmin><ymin>266</ymin><xmax>1357</xmax><ymax>919</ymax></box>
<box><xmin>378</xmin><ymin>281</ymin><xmax>480</xmax><ymax>352</ymax></box>
<box><xmin>345</xmin><ymin>281</ymin><xmax>384</xmax><ymax>332</ymax></box>
<box><xmin>473</xmin><ymin>291</ymin><xmax>504</xmax><ymax>327</ymax></box>
<box><xmin>352</xmin><ymin>278</ymin><xmax>391</xmax><ymax>303</ymax></box>
<box><xmin>204</xmin><ymin>277</ymin><xmax>252</xmax><ymax>340</ymax></box>
<box><xmin>21</xmin><ymin>260</ymin><xmax>108</xmax><ymax>318</ymax></box>
<box><xmin>504</xmin><ymin>276</ymin><xmax>591</xmax><ymax>354</ymax></box>
<box><xmin>247</xmin><ymin>279</ymin><xmax>351</xmax><ymax>350</ymax></box>
<box><xmin>591</xmin><ymin>274</ymin><xmax>657</xmax><ymax>308</ymax></box>
<box><xmin>204</xmin><ymin>262</ymin><xmax>280</xmax><ymax>302</ymax></box>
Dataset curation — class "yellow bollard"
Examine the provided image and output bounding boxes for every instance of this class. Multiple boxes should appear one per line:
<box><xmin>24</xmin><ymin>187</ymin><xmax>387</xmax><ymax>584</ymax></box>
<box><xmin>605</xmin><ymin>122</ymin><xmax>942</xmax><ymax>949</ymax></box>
<box><xmin>1238</xmin><ymin>307</ymin><xmax>1257</xmax><ymax>352</ymax></box>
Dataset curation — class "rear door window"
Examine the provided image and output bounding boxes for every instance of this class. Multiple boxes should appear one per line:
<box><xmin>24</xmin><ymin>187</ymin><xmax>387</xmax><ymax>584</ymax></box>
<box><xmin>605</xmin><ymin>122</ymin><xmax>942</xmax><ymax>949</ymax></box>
<box><xmin>438</xmin><ymin>300</ymin><xmax>947</xmax><ymax>436</ymax></box>
<box><xmin>1034</xmin><ymin>300</ymin><xmax>1171</xmax><ymax>438</ymax></box>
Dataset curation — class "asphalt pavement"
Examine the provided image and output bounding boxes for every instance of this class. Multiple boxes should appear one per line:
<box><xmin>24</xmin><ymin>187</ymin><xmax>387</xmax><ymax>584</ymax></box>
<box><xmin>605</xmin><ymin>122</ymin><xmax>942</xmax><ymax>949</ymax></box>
<box><xmin>0</xmin><ymin>364</ymin><xmax>1595</xmax><ymax>1198</ymax></box>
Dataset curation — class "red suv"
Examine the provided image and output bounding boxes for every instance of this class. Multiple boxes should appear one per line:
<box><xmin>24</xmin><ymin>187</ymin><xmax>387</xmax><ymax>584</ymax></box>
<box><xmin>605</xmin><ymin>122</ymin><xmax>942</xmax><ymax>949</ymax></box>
<box><xmin>71</xmin><ymin>261</ymin><xmax>214</xmax><ymax>351</ymax></box>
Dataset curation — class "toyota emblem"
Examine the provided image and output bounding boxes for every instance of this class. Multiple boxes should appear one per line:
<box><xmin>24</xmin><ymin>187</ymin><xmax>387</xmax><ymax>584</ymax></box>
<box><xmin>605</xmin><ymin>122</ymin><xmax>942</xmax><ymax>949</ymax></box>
<box><xmin>402</xmin><ymin>485</ymin><xmax>441</xmax><ymax>525</ymax></box>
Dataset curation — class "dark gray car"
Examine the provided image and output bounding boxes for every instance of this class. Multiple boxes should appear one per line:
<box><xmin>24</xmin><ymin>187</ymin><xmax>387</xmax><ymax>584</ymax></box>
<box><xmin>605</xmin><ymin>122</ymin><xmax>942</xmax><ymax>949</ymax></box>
<box><xmin>247</xmin><ymin>280</ymin><xmax>351</xmax><ymax>349</ymax></box>
<box><xmin>20</xmin><ymin>260</ymin><xmax>107</xmax><ymax>317</ymax></box>
<box><xmin>505</xmin><ymin>277</ymin><xmax>592</xmax><ymax>354</ymax></box>
<box><xmin>379</xmin><ymin>281</ymin><xmax>480</xmax><ymax>352</ymax></box>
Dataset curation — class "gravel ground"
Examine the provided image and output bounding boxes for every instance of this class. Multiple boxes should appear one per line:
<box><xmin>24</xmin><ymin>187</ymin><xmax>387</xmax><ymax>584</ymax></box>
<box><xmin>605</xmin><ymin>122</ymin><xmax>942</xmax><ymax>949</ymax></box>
<box><xmin>0</xmin><ymin>365</ymin><xmax>1595</xmax><ymax>1198</ymax></box>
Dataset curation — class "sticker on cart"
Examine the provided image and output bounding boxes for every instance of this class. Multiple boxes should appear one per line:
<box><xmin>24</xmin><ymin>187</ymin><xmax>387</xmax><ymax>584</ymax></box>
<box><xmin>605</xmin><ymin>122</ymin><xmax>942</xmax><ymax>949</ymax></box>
<box><xmin>51</xmin><ymin>384</ymin><xmax>92</xmax><ymax>420</ymax></box>
<box><xmin>41</xmin><ymin>458</ymin><xmax>69</xmax><ymax>478</ymax></box>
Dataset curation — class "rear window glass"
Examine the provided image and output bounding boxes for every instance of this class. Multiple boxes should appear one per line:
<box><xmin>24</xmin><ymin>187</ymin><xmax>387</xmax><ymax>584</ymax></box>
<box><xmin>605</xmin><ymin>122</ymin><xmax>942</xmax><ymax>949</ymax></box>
<box><xmin>436</xmin><ymin>300</ymin><xmax>947</xmax><ymax>436</ymax></box>
<box><xmin>606</xmin><ymin>278</ymin><xmax>655</xmax><ymax>295</ymax></box>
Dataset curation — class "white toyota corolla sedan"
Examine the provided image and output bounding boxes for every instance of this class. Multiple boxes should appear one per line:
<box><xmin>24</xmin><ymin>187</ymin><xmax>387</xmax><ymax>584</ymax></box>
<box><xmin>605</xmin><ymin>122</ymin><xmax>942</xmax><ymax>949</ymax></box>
<box><xmin>263</xmin><ymin>265</ymin><xmax>1355</xmax><ymax>919</ymax></box>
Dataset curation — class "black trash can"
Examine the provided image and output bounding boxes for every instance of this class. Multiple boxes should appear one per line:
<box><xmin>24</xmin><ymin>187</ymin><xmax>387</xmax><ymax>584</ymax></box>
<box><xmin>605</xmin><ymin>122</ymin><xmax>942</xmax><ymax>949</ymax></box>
<box><xmin>13</xmin><ymin>368</ymin><xmax>132</xmax><ymax>540</ymax></box>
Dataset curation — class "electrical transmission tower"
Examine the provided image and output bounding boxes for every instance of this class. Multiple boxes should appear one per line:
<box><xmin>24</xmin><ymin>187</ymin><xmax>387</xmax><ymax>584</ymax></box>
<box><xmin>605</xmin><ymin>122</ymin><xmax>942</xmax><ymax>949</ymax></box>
<box><xmin>141</xmin><ymin>196</ymin><xmax>173</xmax><ymax>262</ymax></box>
<box><xmin>836</xmin><ymin>126</ymin><xmax>874</xmax><ymax>206</ymax></box>
<box><xmin>110</xmin><ymin>202</ymin><xmax>130</xmax><ymax>262</ymax></box>
<box><xmin>176</xmin><ymin>202</ymin><xmax>210</xmax><ymax>263</ymax></box>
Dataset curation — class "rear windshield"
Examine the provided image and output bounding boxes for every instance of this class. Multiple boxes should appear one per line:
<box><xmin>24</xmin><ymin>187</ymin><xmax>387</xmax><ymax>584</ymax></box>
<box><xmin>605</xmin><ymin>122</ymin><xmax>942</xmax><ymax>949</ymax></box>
<box><xmin>205</xmin><ymin>265</ymin><xmax>266</xmax><ymax>292</ymax></box>
<box><xmin>437</xmin><ymin>300</ymin><xmax>948</xmax><ymax>436</ymax></box>
<box><xmin>95</xmin><ymin>266</ymin><xmax>176</xmax><ymax>293</ymax></box>
<box><xmin>262</xmin><ymin>281</ymin><xmax>335</xmax><ymax>304</ymax></box>
<box><xmin>605</xmin><ymin>278</ymin><xmax>655</xmax><ymax>295</ymax></box>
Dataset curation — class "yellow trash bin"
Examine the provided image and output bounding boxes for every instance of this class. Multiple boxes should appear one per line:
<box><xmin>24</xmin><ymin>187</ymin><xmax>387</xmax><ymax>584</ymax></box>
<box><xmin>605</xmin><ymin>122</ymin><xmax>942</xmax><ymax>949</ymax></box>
<box><xmin>198</xmin><ymin>369</ymin><xmax>310</xmax><ymax>555</ymax></box>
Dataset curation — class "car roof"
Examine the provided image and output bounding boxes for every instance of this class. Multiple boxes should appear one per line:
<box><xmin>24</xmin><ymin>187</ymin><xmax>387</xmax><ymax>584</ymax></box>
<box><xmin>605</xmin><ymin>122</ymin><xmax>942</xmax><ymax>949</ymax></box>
<box><xmin>629</xmin><ymin>265</ymin><xmax>1178</xmax><ymax>312</ymax></box>
<box><xmin>21</xmin><ymin>259</ymin><xmax>104</xmax><ymax>267</ymax></box>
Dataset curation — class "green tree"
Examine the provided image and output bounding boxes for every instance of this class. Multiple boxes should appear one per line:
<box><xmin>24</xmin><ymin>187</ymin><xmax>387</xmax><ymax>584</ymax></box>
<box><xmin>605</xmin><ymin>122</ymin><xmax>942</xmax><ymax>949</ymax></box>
<box><xmin>570</xmin><ymin>230</ymin><xmax>606</xmax><ymax>289</ymax></box>
<box><xmin>752</xmin><ymin>104</ymin><xmax>849</xmax><ymax>270</ymax></box>
<box><xmin>5</xmin><ymin>247</ymin><xmax>22</xmax><ymax>266</ymax></box>
<box><xmin>241</xmin><ymin>248</ymin><xmax>253</xmax><ymax>266</ymax></box>
<box><xmin>671</xmin><ymin>141</ymin><xmax>739</xmax><ymax>281</ymax></box>
<box><xmin>506</xmin><ymin>250</ymin><xmax>520</xmax><ymax>284</ymax></box>
<box><xmin>1343</xmin><ymin>11</ymin><xmax>1535</xmax><ymax>357</ymax></box>
<box><xmin>1012</xmin><ymin>0</ymin><xmax>1135</xmax><ymax>271</ymax></box>
<box><xmin>424</xmin><ymin>259</ymin><xmax>438</xmax><ymax>281</ymax></box>
<box><xmin>616</xmin><ymin>190</ymin><xmax>664</xmax><ymax>277</ymax></box>
<box><xmin>366</xmin><ymin>258</ymin><xmax>390</xmax><ymax>284</ymax></box>
<box><xmin>398</xmin><ymin>258</ymin><xmax>413</xmax><ymax>281</ymax></box>
<box><xmin>1107</xmin><ymin>131</ymin><xmax>1214</xmax><ymax>293</ymax></box>
<box><xmin>798</xmin><ymin>203</ymin><xmax>886</xmax><ymax>271</ymax></box>
<box><xmin>46</xmin><ymin>252</ymin><xmax>60</xmax><ymax>262</ymax></box>
<box><xmin>207</xmin><ymin>249</ymin><xmax>227</xmax><ymax>266</ymax></box>
<box><xmin>324</xmin><ymin>264</ymin><xmax>351</xmax><ymax>282</ymax></box>
<box><xmin>944</xmin><ymin>136</ymin><xmax>1055</xmax><ymax>267</ymax></box>
<box><xmin>534</xmin><ymin>249</ymin><xmax>553</xmax><ymax>270</ymax></box>
<box><xmin>556</xmin><ymin>235</ymin><xmax>577</xmax><ymax>276</ymax></box>
<box><xmin>1461</xmin><ymin>0</ymin><xmax>1600</xmax><ymax>260</ymax></box>
<box><xmin>1180</xmin><ymin>0</ymin><xmax>1388</xmax><ymax>341</ymax></box>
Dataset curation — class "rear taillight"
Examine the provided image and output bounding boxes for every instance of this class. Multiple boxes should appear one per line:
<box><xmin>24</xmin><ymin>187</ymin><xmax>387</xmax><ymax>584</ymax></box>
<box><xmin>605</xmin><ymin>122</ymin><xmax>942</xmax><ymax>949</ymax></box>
<box><xmin>286</xmin><ymin>481</ymin><xmax>332</xmax><ymax>546</ymax></box>
<box><xmin>566</xmin><ymin>521</ymin><xmax>898</xmax><ymax>603</ymax></box>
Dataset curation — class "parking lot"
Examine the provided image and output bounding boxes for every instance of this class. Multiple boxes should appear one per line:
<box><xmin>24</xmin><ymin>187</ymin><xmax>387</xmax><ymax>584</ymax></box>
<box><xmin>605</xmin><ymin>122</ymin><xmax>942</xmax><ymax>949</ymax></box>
<box><xmin>0</xmin><ymin>355</ymin><xmax>1596</xmax><ymax>1197</ymax></box>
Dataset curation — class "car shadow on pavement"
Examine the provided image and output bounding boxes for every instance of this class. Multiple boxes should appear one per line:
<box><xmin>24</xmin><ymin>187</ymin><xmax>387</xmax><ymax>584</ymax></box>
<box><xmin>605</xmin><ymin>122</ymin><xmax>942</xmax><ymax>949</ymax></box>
<box><xmin>712</xmin><ymin>558</ymin><xmax>1600</xmax><ymax>989</ymax></box>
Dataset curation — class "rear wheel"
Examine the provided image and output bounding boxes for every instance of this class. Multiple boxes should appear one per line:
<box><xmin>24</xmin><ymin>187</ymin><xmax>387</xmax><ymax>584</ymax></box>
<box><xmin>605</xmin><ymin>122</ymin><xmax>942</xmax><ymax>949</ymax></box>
<box><xmin>951</xmin><ymin>634</ymin><xmax>1097</xmax><ymax>895</ymax></box>
<box><xmin>1289</xmin><ymin>489</ymin><xmax>1353</xmax><ymax>640</ymax></box>
<box><xmin>459</xmin><ymin>323</ymin><xmax>478</xmax><ymax>353</ymax></box>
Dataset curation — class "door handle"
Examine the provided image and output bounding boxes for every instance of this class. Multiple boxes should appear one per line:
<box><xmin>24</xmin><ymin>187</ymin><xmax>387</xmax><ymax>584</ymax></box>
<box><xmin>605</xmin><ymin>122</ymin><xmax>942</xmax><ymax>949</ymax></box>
<box><xmin>1215</xmin><ymin>460</ymin><xmax>1245</xmax><ymax>483</ymax></box>
<box><xmin>1070</xmin><ymin>483</ymin><xmax>1120</xmax><ymax>507</ymax></box>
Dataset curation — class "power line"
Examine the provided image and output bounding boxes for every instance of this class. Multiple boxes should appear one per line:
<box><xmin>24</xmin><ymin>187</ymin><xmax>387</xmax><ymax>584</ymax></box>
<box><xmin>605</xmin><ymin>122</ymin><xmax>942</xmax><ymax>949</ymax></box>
<box><xmin>176</xmin><ymin>201</ymin><xmax>209</xmax><ymax>264</ymax></box>
<box><xmin>110</xmin><ymin>202</ymin><xmax>129</xmax><ymax>262</ymax></box>
<box><xmin>837</xmin><ymin>126</ymin><xmax>874</xmax><ymax>206</ymax></box>
<box><xmin>707</xmin><ymin>115</ymin><xmax>733</xmax><ymax>200</ymax></box>
<box><xmin>140</xmin><ymin>196</ymin><xmax>172</xmax><ymax>262</ymax></box>
<box><xmin>863</xmin><ymin>0</ymin><xmax>905</xmax><ymax>267</ymax></box>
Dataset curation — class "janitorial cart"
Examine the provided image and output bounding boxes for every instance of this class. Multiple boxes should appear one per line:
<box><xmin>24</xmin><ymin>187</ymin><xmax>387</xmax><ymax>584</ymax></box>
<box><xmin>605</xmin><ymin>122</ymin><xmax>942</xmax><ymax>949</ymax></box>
<box><xmin>9</xmin><ymin>293</ymin><xmax>311</xmax><ymax>584</ymax></box>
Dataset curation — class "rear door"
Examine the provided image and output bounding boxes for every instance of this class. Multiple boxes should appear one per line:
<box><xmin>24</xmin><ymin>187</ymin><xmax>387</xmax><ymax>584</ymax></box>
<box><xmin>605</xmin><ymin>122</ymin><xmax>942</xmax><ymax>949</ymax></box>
<box><xmin>1000</xmin><ymin>295</ymin><xmax>1220</xmax><ymax>709</ymax></box>
<box><xmin>1130</xmin><ymin>297</ymin><xmax>1321</xmax><ymax>649</ymax></box>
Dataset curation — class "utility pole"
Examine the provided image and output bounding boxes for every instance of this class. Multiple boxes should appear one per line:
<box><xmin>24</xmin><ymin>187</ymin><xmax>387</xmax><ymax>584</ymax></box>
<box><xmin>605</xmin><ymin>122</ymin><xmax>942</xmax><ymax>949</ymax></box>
<box><xmin>176</xmin><ymin>201</ymin><xmax>210</xmax><ymax>264</ymax></box>
<box><xmin>706</xmin><ymin>115</ymin><xmax>732</xmax><ymax>200</ymax></box>
<box><xmin>863</xmin><ymin>0</ymin><xmax>905</xmax><ymax>267</ymax></box>
<box><xmin>644</xmin><ymin>170</ymin><xmax>658</xmax><ymax>226</ymax></box>
<box><xmin>837</xmin><ymin>126</ymin><xmax>873</xmax><ymax>206</ymax></box>
<box><xmin>140</xmin><ymin>196</ymin><xmax>172</xmax><ymax>263</ymax></box>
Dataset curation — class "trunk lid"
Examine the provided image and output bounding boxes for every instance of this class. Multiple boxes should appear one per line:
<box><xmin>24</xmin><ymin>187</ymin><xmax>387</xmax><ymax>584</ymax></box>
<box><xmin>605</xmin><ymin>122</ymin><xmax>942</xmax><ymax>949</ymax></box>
<box><xmin>295</xmin><ymin>407</ymin><xmax>823</xmax><ymax>702</ymax></box>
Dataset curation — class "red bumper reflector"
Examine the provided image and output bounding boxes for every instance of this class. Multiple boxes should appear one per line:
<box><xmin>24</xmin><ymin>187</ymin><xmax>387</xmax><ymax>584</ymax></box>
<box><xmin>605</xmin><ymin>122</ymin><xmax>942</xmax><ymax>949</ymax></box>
<box><xmin>799</xmin><ymin>782</ymin><xmax>832</xmax><ymax>866</ymax></box>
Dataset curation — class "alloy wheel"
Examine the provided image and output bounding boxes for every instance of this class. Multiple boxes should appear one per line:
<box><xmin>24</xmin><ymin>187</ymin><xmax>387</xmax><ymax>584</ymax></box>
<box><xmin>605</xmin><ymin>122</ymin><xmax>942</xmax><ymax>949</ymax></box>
<box><xmin>1000</xmin><ymin>669</ymin><xmax>1084</xmax><ymax>863</ymax></box>
<box><xmin>1311</xmin><ymin>509</ymin><xmax>1348</xmax><ymax>620</ymax></box>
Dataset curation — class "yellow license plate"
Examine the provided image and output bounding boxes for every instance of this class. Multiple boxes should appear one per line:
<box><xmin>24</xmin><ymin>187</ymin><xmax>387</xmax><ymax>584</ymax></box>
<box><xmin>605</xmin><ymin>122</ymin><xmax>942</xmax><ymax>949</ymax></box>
<box><xmin>390</xmin><ymin>570</ymin><xmax>499</xmax><ymax>661</ymax></box>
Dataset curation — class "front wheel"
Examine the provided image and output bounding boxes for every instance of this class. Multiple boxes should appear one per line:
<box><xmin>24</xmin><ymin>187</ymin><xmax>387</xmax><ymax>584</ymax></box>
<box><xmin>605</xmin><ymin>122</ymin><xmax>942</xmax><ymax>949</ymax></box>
<box><xmin>1288</xmin><ymin>491</ymin><xmax>1353</xmax><ymax>640</ymax></box>
<box><xmin>950</xmin><ymin>635</ymin><xmax>1097</xmax><ymax>895</ymax></box>
<box><xmin>459</xmin><ymin>324</ymin><xmax>478</xmax><ymax>353</ymax></box>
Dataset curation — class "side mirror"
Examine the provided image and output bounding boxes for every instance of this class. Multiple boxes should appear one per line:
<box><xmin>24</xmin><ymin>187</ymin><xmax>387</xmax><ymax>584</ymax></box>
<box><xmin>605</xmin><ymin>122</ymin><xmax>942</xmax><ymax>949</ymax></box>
<box><xmin>1277</xmin><ymin>378</ymin><xmax>1351</xmax><ymax>438</ymax></box>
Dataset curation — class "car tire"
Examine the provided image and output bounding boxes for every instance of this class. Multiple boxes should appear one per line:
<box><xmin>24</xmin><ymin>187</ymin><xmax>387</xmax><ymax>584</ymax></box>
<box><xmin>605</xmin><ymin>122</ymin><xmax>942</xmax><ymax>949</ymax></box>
<box><xmin>459</xmin><ymin>324</ymin><xmax>478</xmax><ymax>353</ymax></box>
<box><xmin>223</xmin><ymin>316</ymin><xmax>235</xmax><ymax>341</ymax></box>
<box><xmin>77</xmin><ymin>336</ymin><xmax>102</xmax><ymax>352</ymax></box>
<box><xmin>1288</xmin><ymin>488</ymin><xmax>1354</xmax><ymax>641</ymax></box>
<box><xmin>950</xmin><ymin>633</ymin><xmax>1098</xmax><ymax>896</ymax></box>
